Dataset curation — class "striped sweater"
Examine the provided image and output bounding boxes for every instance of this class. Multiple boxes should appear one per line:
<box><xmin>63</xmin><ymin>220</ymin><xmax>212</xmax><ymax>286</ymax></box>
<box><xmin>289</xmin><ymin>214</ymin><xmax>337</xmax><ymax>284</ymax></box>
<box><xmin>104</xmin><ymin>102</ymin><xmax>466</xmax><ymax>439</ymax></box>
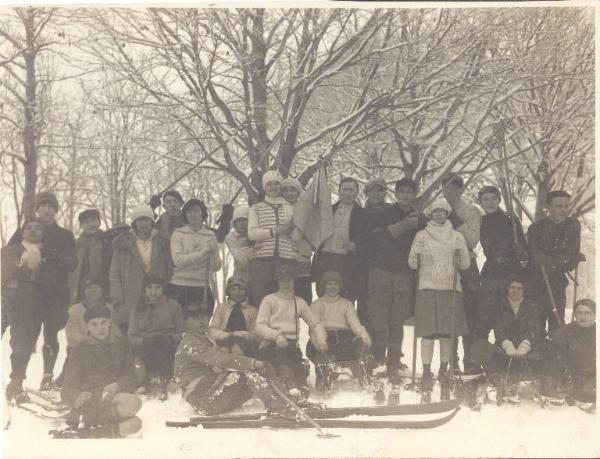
<box><xmin>248</xmin><ymin>198</ymin><xmax>296</xmax><ymax>260</ymax></box>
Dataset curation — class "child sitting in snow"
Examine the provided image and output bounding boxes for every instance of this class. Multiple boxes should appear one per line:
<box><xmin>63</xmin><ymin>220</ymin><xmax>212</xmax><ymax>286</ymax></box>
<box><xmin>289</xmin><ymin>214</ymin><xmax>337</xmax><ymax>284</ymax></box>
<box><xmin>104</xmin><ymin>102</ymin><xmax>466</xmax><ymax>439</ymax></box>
<box><xmin>306</xmin><ymin>270</ymin><xmax>374</xmax><ymax>391</ymax></box>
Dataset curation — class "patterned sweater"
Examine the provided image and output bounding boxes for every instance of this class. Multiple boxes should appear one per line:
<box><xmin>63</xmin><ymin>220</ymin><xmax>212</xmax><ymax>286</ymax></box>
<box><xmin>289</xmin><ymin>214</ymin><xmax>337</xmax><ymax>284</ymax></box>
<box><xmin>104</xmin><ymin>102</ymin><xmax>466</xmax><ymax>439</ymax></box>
<box><xmin>248</xmin><ymin>197</ymin><xmax>296</xmax><ymax>260</ymax></box>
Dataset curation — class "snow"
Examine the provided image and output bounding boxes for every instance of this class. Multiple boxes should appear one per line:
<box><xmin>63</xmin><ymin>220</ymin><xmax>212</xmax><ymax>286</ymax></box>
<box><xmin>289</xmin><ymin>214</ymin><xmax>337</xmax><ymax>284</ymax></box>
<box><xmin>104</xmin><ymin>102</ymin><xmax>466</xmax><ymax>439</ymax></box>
<box><xmin>2</xmin><ymin>323</ymin><xmax>599</xmax><ymax>458</ymax></box>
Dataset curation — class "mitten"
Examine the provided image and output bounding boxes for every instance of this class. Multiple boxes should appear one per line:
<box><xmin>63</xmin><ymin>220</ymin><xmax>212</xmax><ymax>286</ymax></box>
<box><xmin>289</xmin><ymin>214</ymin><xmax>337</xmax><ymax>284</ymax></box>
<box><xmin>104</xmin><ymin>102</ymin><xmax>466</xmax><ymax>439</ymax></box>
<box><xmin>148</xmin><ymin>194</ymin><xmax>162</xmax><ymax>210</ymax></box>
<box><xmin>502</xmin><ymin>340</ymin><xmax>517</xmax><ymax>356</ymax></box>
<box><xmin>516</xmin><ymin>340</ymin><xmax>531</xmax><ymax>356</ymax></box>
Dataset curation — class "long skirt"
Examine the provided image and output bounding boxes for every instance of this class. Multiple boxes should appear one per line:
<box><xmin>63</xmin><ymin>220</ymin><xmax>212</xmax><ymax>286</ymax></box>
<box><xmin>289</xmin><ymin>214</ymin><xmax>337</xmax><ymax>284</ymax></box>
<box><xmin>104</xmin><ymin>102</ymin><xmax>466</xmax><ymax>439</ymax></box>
<box><xmin>415</xmin><ymin>289</ymin><xmax>468</xmax><ymax>338</ymax></box>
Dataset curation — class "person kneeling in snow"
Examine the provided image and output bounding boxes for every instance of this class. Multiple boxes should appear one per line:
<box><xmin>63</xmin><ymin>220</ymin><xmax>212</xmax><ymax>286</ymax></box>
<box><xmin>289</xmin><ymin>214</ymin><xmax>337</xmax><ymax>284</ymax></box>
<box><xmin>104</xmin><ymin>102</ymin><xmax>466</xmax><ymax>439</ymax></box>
<box><xmin>255</xmin><ymin>264</ymin><xmax>328</xmax><ymax>399</ymax></box>
<box><xmin>128</xmin><ymin>276</ymin><xmax>185</xmax><ymax>399</ymax></box>
<box><xmin>61</xmin><ymin>305</ymin><xmax>142</xmax><ymax>438</ymax></box>
<box><xmin>174</xmin><ymin>309</ymin><xmax>287</xmax><ymax>415</ymax></box>
<box><xmin>208</xmin><ymin>276</ymin><xmax>260</xmax><ymax>357</ymax></box>
<box><xmin>306</xmin><ymin>270</ymin><xmax>374</xmax><ymax>391</ymax></box>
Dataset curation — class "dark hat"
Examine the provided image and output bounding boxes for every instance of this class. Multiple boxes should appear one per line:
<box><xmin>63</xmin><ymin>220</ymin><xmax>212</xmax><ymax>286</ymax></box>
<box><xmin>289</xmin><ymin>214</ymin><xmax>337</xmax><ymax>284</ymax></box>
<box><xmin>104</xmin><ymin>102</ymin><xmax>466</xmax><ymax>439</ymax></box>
<box><xmin>320</xmin><ymin>270</ymin><xmax>343</xmax><ymax>290</ymax></box>
<box><xmin>181</xmin><ymin>199</ymin><xmax>208</xmax><ymax>224</ymax></box>
<box><xmin>395</xmin><ymin>178</ymin><xmax>418</xmax><ymax>192</ymax></box>
<box><xmin>22</xmin><ymin>216</ymin><xmax>46</xmax><ymax>227</ymax></box>
<box><xmin>162</xmin><ymin>189</ymin><xmax>184</xmax><ymax>205</ymax></box>
<box><xmin>275</xmin><ymin>263</ymin><xmax>297</xmax><ymax>281</ymax></box>
<box><xmin>35</xmin><ymin>191</ymin><xmax>59</xmax><ymax>211</ymax></box>
<box><xmin>78</xmin><ymin>209</ymin><xmax>101</xmax><ymax>223</ymax></box>
<box><xmin>143</xmin><ymin>275</ymin><xmax>165</xmax><ymax>289</ymax></box>
<box><xmin>83</xmin><ymin>305</ymin><xmax>112</xmax><ymax>323</ymax></box>
<box><xmin>226</xmin><ymin>276</ymin><xmax>249</xmax><ymax>295</ymax></box>
<box><xmin>364</xmin><ymin>177</ymin><xmax>387</xmax><ymax>193</ymax></box>
<box><xmin>546</xmin><ymin>190</ymin><xmax>571</xmax><ymax>204</ymax></box>
<box><xmin>478</xmin><ymin>186</ymin><xmax>502</xmax><ymax>201</ymax></box>
<box><xmin>574</xmin><ymin>298</ymin><xmax>595</xmax><ymax>314</ymax></box>
<box><xmin>441</xmin><ymin>173</ymin><xmax>464</xmax><ymax>187</ymax></box>
<box><xmin>82</xmin><ymin>276</ymin><xmax>104</xmax><ymax>290</ymax></box>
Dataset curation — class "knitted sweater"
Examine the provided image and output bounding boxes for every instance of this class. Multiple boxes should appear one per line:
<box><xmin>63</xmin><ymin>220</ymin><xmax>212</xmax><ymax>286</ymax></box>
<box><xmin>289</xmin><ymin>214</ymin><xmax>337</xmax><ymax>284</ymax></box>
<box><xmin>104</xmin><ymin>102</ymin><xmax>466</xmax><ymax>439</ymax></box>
<box><xmin>170</xmin><ymin>225</ymin><xmax>222</xmax><ymax>287</ymax></box>
<box><xmin>248</xmin><ymin>197</ymin><xmax>296</xmax><ymax>260</ymax></box>
<box><xmin>256</xmin><ymin>292</ymin><xmax>320</xmax><ymax>341</ymax></box>
<box><xmin>310</xmin><ymin>296</ymin><xmax>364</xmax><ymax>334</ymax></box>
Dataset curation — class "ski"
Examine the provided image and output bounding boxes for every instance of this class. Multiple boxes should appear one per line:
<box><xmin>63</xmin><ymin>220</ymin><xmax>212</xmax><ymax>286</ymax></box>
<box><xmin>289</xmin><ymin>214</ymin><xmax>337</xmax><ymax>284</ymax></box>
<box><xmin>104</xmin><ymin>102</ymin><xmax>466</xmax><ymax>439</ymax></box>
<box><xmin>176</xmin><ymin>398</ymin><xmax>461</xmax><ymax>425</ymax></box>
<box><xmin>12</xmin><ymin>401</ymin><xmax>69</xmax><ymax>420</ymax></box>
<box><xmin>168</xmin><ymin>406</ymin><xmax>460</xmax><ymax>430</ymax></box>
<box><xmin>25</xmin><ymin>390</ymin><xmax>68</xmax><ymax>412</ymax></box>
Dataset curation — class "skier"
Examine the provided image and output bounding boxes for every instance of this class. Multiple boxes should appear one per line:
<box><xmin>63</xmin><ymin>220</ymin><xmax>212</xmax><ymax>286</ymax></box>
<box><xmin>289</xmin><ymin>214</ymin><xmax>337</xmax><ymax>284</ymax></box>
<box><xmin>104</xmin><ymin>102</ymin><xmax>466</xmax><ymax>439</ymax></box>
<box><xmin>69</xmin><ymin>209</ymin><xmax>112</xmax><ymax>304</ymax></box>
<box><xmin>175</xmin><ymin>309</ymin><xmax>288</xmax><ymax>416</ymax></box>
<box><xmin>408</xmin><ymin>198</ymin><xmax>470</xmax><ymax>401</ymax></box>
<box><xmin>109</xmin><ymin>205</ymin><xmax>171</xmax><ymax>335</ymax></box>
<box><xmin>282</xmin><ymin>176</ymin><xmax>313</xmax><ymax>304</ymax></box>
<box><xmin>306</xmin><ymin>270</ymin><xmax>374</xmax><ymax>392</ymax></box>
<box><xmin>224</xmin><ymin>206</ymin><xmax>253</xmax><ymax>281</ymax></box>
<box><xmin>168</xmin><ymin>198</ymin><xmax>222</xmax><ymax>319</ymax></box>
<box><xmin>482</xmin><ymin>275</ymin><xmax>542</xmax><ymax>404</ymax></box>
<box><xmin>128</xmin><ymin>276</ymin><xmax>185</xmax><ymax>399</ymax></box>
<box><xmin>7</xmin><ymin>191</ymin><xmax>78</xmax><ymax>390</ymax></box>
<box><xmin>312</xmin><ymin>177</ymin><xmax>368</xmax><ymax>303</ymax></box>
<box><xmin>247</xmin><ymin>170</ymin><xmax>297</xmax><ymax>307</ymax></box>
<box><xmin>3</xmin><ymin>218</ymin><xmax>59</xmax><ymax>401</ymax></box>
<box><xmin>476</xmin><ymin>185</ymin><xmax>527</xmax><ymax>344</ymax></box>
<box><xmin>255</xmin><ymin>264</ymin><xmax>328</xmax><ymax>399</ymax></box>
<box><xmin>208</xmin><ymin>276</ymin><xmax>260</xmax><ymax>357</ymax></box>
<box><xmin>551</xmin><ymin>298</ymin><xmax>595</xmax><ymax>405</ymax></box>
<box><xmin>527</xmin><ymin>190</ymin><xmax>583</xmax><ymax>336</ymax></box>
<box><xmin>61</xmin><ymin>305</ymin><xmax>142</xmax><ymax>438</ymax></box>
<box><xmin>364</xmin><ymin>177</ymin><xmax>427</xmax><ymax>379</ymax></box>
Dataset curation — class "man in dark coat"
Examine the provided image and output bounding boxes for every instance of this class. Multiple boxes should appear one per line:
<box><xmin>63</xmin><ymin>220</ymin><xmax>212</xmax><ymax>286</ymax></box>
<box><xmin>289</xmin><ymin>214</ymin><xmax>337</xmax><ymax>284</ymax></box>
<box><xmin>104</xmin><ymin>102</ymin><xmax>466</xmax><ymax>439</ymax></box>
<box><xmin>8</xmin><ymin>191</ymin><xmax>78</xmax><ymax>390</ymax></box>
<box><xmin>527</xmin><ymin>190</ymin><xmax>583</xmax><ymax>336</ymax></box>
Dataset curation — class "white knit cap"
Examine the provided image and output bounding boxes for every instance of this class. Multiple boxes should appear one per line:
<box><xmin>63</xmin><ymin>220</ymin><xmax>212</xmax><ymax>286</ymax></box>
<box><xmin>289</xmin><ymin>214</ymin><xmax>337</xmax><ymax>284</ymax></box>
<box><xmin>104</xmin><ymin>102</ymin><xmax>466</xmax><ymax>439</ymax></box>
<box><xmin>281</xmin><ymin>177</ymin><xmax>303</xmax><ymax>193</ymax></box>
<box><xmin>425</xmin><ymin>197</ymin><xmax>452</xmax><ymax>216</ymax></box>
<box><xmin>262</xmin><ymin>170</ymin><xmax>283</xmax><ymax>188</ymax></box>
<box><xmin>232</xmin><ymin>206</ymin><xmax>249</xmax><ymax>222</ymax></box>
<box><xmin>129</xmin><ymin>205</ymin><xmax>154</xmax><ymax>224</ymax></box>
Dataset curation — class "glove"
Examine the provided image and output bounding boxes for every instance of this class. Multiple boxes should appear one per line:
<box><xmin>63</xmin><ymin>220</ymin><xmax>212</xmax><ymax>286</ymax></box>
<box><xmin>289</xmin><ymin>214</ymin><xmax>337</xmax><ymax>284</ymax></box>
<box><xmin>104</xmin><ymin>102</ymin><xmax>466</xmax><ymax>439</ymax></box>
<box><xmin>148</xmin><ymin>194</ymin><xmax>162</xmax><ymax>210</ymax></box>
<box><xmin>216</xmin><ymin>204</ymin><xmax>234</xmax><ymax>224</ymax></box>
<box><xmin>74</xmin><ymin>391</ymin><xmax>92</xmax><ymax>409</ymax></box>
<box><xmin>448</xmin><ymin>212</ymin><xmax>464</xmax><ymax>228</ymax></box>
<box><xmin>254</xmin><ymin>360</ymin><xmax>277</xmax><ymax>379</ymax></box>
<box><xmin>502</xmin><ymin>340</ymin><xmax>517</xmax><ymax>356</ymax></box>
<box><xmin>516</xmin><ymin>340</ymin><xmax>531</xmax><ymax>357</ymax></box>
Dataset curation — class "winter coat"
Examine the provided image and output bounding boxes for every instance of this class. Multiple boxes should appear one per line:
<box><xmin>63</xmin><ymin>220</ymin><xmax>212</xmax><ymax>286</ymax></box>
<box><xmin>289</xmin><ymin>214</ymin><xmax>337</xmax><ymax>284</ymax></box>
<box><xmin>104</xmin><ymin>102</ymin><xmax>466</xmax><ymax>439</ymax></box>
<box><xmin>69</xmin><ymin>230</ymin><xmax>113</xmax><ymax>303</ymax></box>
<box><xmin>174</xmin><ymin>329</ymin><xmax>255</xmax><ymax>392</ymax></box>
<box><xmin>448</xmin><ymin>200</ymin><xmax>481</xmax><ymax>256</ymax></box>
<box><xmin>128</xmin><ymin>295</ymin><xmax>185</xmax><ymax>346</ymax></box>
<box><xmin>210</xmin><ymin>300</ymin><xmax>259</xmax><ymax>337</ymax></box>
<box><xmin>156</xmin><ymin>212</ymin><xmax>185</xmax><ymax>241</ymax></box>
<box><xmin>408</xmin><ymin>222</ymin><xmax>470</xmax><ymax>292</ymax></box>
<box><xmin>64</xmin><ymin>302</ymin><xmax>120</xmax><ymax>348</ymax></box>
<box><xmin>480</xmin><ymin>209</ymin><xmax>527</xmax><ymax>279</ymax></box>
<box><xmin>552</xmin><ymin>322</ymin><xmax>595</xmax><ymax>380</ymax></box>
<box><xmin>224</xmin><ymin>230</ymin><xmax>253</xmax><ymax>281</ymax></box>
<box><xmin>61</xmin><ymin>334</ymin><xmax>138</xmax><ymax>406</ymax></box>
<box><xmin>1</xmin><ymin>242</ymin><xmax>59</xmax><ymax>294</ymax></box>
<box><xmin>527</xmin><ymin>217</ymin><xmax>581</xmax><ymax>275</ymax></box>
<box><xmin>109</xmin><ymin>229</ymin><xmax>171</xmax><ymax>326</ymax></box>
<box><xmin>493</xmin><ymin>297</ymin><xmax>540</xmax><ymax>349</ymax></box>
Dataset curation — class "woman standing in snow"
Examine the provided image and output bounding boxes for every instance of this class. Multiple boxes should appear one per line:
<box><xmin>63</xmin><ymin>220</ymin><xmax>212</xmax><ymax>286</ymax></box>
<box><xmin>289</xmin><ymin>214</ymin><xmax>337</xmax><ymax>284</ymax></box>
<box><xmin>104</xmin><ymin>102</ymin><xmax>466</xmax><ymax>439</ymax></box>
<box><xmin>408</xmin><ymin>198</ymin><xmax>470</xmax><ymax>400</ymax></box>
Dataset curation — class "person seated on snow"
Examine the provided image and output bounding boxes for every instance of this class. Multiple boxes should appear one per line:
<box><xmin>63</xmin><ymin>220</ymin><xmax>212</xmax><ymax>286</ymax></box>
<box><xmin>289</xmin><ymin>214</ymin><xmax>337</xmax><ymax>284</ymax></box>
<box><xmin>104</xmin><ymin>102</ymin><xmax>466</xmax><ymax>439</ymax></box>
<box><xmin>483</xmin><ymin>275</ymin><xmax>545</xmax><ymax>403</ymax></box>
<box><xmin>128</xmin><ymin>275</ymin><xmax>185</xmax><ymax>399</ymax></box>
<box><xmin>255</xmin><ymin>263</ymin><xmax>328</xmax><ymax>400</ymax></box>
<box><xmin>208</xmin><ymin>276</ymin><xmax>260</xmax><ymax>357</ymax></box>
<box><xmin>174</xmin><ymin>308</ymin><xmax>288</xmax><ymax>416</ymax></box>
<box><xmin>224</xmin><ymin>206</ymin><xmax>253</xmax><ymax>282</ymax></box>
<box><xmin>306</xmin><ymin>270</ymin><xmax>374</xmax><ymax>392</ymax></box>
<box><xmin>551</xmin><ymin>299</ymin><xmax>596</xmax><ymax>404</ymax></box>
<box><xmin>61</xmin><ymin>305</ymin><xmax>142</xmax><ymax>438</ymax></box>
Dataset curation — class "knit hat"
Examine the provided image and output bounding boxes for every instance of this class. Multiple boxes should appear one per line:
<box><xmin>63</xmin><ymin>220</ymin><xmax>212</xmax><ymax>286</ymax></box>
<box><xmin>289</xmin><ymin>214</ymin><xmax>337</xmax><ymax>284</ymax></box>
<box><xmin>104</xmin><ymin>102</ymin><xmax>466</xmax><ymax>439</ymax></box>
<box><xmin>395</xmin><ymin>178</ymin><xmax>418</xmax><ymax>192</ymax></box>
<box><xmin>162</xmin><ymin>189</ymin><xmax>184</xmax><ymax>205</ymax></box>
<box><xmin>78</xmin><ymin>209</ymin><xmax>101</xmax><ymax>223</ymax></box>
<box><xmin>22</xmin><ymin>216</ymin><xmax>45</xmax><ymax>228</ymax></box>
<box><xmin>262</xmin><ymin>170</ymin><xmax>283</xmax><ymax>188</ymax></box>
<box><xmin>226</xmin><ymin>276</ymin><xmax>249</xmax><ymax>295</ymax></box>
<box><xmin>425</xmin><ymin>198</ymin><xmax>452</xmax><ymax>216</ymax></box>
<box><xmin>82</xmin><ymin>276</ymin><xmax>103</xmax><ymax>290</ymax></box>
<box><xmin>320</xmin><ymin>270</ymin><xmax>343</xmax><ymax>290</ymax></box>
<box><xmin>83</xmin><ymin>305</ymin><xmax>111</xmax><ymax>323</ymax></box>
<box><xmin>35</xmin><ymin>191</ymin><xmax>59</xmax><ymax>211</ymax></box>
<box><xmin>282</xmin><ymin>177</ymin><xmax>303</xmax><ymax>193</ymax></box>
<box><xmin>181</xmin><ymin>199</ymin><xmax>208</xmax><ymax>224</ymax></box>
<box><xmin>232</xmin><ymin>206</ymin><xmax>249</xmax><ymax>223</ymax></box>
<box><xmin>546</xmin><ymin>190</ymin><xmax>571</xmax><ymax>204</ymax></box>
<box><xmin>275</xmin><ymin>263</ymin><xmax>297</xmax><ymax>281</ymax></box>
<box><xmin>574</xmin><ymin>298</ymin><xmax>595</xmax><ymax>314</ymax></box>
<box><xmin>364</xmin><ymin>177</ymin><xmax>387</xmax><ymax>193</ymax></box>
<box><xmin>143</xmin><ymin>275</ymin><xmax>165</xmax><ymax>289</ymax></box>
<box><xmin>129</xmin><ymin>205</ymin><xmax>154</xmax><ymax>224</ymax></box>
<box><xmin>478</xmin><ymin>186</ymin><xmax>501</xmax><ymax>201</ymax></box>
<box><xmin>441</xmin><ymin>173</ymin><xmax>464</xmax><ymax>187</ymax></box>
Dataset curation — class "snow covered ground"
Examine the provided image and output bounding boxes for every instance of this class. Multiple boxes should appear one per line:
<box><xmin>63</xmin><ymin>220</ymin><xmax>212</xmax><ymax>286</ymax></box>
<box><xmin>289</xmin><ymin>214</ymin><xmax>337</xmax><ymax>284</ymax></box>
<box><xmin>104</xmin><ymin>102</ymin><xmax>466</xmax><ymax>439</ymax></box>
<box><xmin>2</xmin><ymin>321</ymin><xmax>599</xmax><ymax>458</ymax></box>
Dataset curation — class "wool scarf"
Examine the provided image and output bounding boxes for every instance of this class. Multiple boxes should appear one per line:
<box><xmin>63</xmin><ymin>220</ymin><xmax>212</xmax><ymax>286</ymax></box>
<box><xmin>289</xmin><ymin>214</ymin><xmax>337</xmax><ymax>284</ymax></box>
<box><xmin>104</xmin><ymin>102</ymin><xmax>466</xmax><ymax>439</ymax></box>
<box><xmin>21</xmin><ymin>241</ymin><xmax>42</xmax><ymax>272</ymax></box>
<box><xmin>422</xmin><ymin>220</ymin><xmax>456</xmax><ymax>281</ymax></box>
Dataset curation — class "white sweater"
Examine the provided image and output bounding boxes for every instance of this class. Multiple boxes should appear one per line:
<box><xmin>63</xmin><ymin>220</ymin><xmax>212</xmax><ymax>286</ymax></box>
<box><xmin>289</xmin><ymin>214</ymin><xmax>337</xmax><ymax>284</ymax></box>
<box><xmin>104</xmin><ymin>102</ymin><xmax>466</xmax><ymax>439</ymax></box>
<box><xmin>170</xmin><ymin>225</ymin><xmax>222</xmax><ymax>287</ymax></box>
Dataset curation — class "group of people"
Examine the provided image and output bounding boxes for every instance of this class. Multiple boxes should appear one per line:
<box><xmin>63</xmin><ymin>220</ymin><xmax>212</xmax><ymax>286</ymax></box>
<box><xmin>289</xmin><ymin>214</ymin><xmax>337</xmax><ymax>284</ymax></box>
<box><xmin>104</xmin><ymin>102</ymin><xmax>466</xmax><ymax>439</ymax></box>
<box><xmin>1</xmin><ymin>169</ymin><xmax>595</xmax><ymax>437</ymax></box>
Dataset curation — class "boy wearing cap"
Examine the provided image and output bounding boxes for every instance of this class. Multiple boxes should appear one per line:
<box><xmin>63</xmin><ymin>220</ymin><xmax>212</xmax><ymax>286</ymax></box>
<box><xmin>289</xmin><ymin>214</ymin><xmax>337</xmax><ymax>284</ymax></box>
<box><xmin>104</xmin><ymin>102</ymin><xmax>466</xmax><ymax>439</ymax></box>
<box><xmin>70</xmin><ymin>209</ymin><xmax>112</xmax><ymax>304</ymax></box>
<box><xmin>476</xmin><ymin>186</ymin><xmax>528</xmax><ymax>343</ymax></box>
<box><xmin>527</xmin><ymin>190</ymin><xmax>583</xmax><ymax>336</ymax></box>
<box><xmin>441</xmin><ymin>174</ymin><xmax>482</xmax><ymax>373</ymax></box>
<box><xmin>61</xmin><ymin>305</ymin><xmax>142</xmax><ymax>438</ymax></box>
<box><xmin>307</xmin><ymin>270</ymin><xmax>373</xmax><ymax>391</ymax></box>
<box><xmin>128</xmin><ymin>276</ymin><xmax>185</xmax><ymax>398</ymax></box>
<box><xmin>7</xmin><ymin>191</ymin><xmax>78</xmax><ymax>391</ymax></box>
<box><xmin>3</xmin><ymin>218</ymin><xmax>60</xmax><ymax>400</ymax></box>
<box><xmin>209</xmin><ymin>277</ymin><xmax>260</xmax><ymax>356</ymax></box>
<box><xmin>110</xmin><ymin>205</ymin><xmax>171</xmax><ymax>335</ymax></box>
<box><xmin>255</xmin><ymin>264</ymin><xmax>328</xmax><ymax>396</ymax></box>
<box><xmin>225</xmin><ymin>206</ymin><xmax>253</xmax><ymax>281</ymax></box>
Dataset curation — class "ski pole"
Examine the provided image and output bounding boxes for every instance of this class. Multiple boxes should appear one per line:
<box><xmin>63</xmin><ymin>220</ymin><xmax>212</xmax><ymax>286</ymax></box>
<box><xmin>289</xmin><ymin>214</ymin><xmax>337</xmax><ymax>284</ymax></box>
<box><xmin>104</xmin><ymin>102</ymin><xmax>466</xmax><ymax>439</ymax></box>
<box><xmin>449</xmin><ymin>249</ymin><xmax>460</xmax><ymax>381</ymax></box>
<box><xmin>540</xmin><ymin>265</ymin><xmax>564</xmax><ymax>329</ymax></box>
<box><xmin>267</xmin><ymin>380</ymin><xmax>340</xmax><ymax>439</ymax></box>
<box><xmin>409</xmin><ymin>254</ymin><xmax>421</xmax><ymax>390</ymax></box>
<box><xmin>570</xmin><ymin>264</ymin><xmax>579</xmax><ymax>323</ymax></box>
